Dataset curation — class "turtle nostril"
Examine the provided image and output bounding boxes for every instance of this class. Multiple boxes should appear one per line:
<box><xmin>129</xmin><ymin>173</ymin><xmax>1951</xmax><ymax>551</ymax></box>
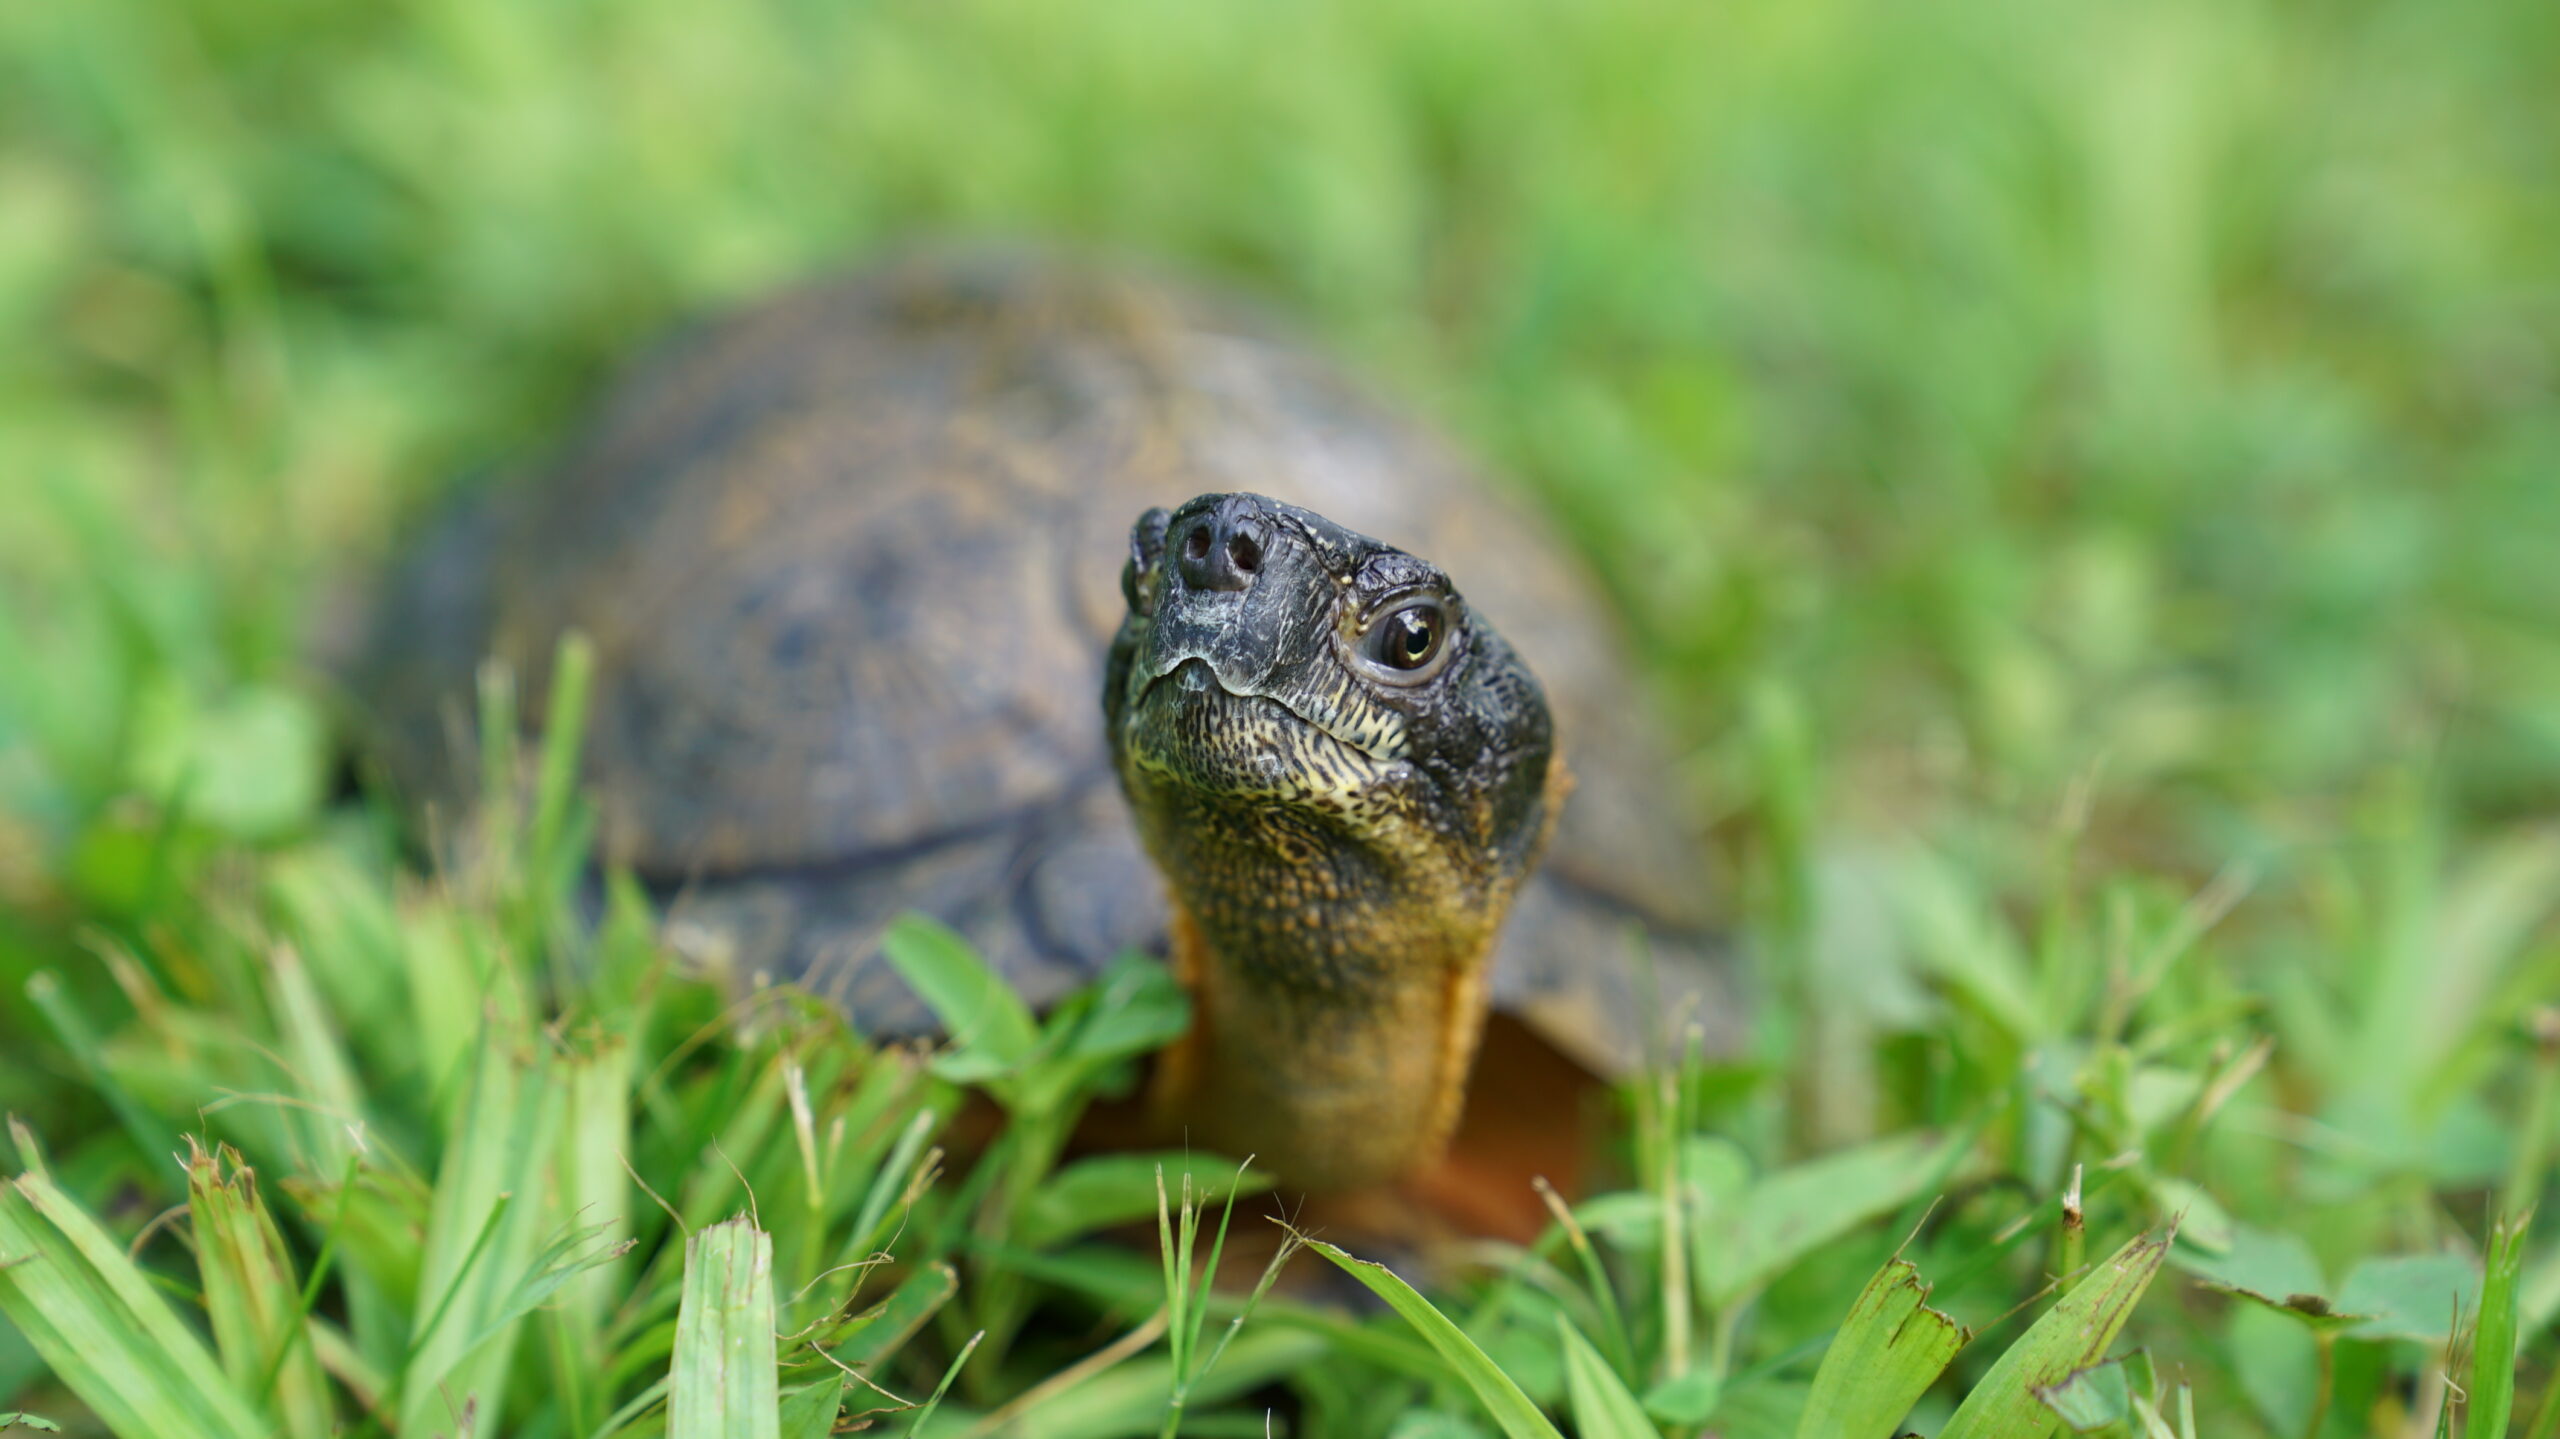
<box><xmin>1172</xmin><ymin>497</ymin><xmax>1265</xmax><ymax>593</ymax></box>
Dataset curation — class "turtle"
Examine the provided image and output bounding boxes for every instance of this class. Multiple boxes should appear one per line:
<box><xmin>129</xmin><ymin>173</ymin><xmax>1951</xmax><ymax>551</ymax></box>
<box><xmin>357</xmin><ymin>251</ymin><xmax>1737</xmax><ymax>1195</ymax></box>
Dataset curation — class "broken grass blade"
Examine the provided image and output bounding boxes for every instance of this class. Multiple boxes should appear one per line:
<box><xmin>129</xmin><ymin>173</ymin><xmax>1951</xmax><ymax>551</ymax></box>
<box><xmin>186</xmin><ymin>1142</ymin><xmax>333</xmax><ymax>1439</ymax></box>
<box><xmin>1939</xmin><ymin>1227</ymin><xmax>2175</xmax><ymax>1439</ymax></box>
<box><xmin>1794</xmin><ymin>1255</ymin><xmax>1969</xmax><ymax>1439</ymax></box>
<box><xmin>554</xmin><ymin>1024</ymin><xmax>636</xmax><ymax>1416</ymax></box>
<box><xmin>668</xmin><ymin>1218</ymin><xmax>781</xmax><ymax>1439</ymax></box>
<box><xmin>1300</xmin><ymin>1238</ymin><xmax>1564</xmax><ymax>1439</ymax></box>
<box><xmin>2470</xmin><ymin>1210</ymin><xmax>2531</xmax><ymax>1439</ymax></box>
<box><xmin>0</xmin><ymin>1172</ymin><xmax>269</xmax><ymax>1439</ymax></box>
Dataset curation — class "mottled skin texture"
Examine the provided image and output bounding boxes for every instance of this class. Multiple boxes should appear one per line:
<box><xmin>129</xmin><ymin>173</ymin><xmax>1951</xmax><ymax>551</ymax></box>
<box><xmin>1106</xmin><ymin>494</ymin><xmax>1562</xmax><ymax>1186</ymax></box>
<box><xmin>359</xmin><ymin>252</ymin><xmax>1739</xmax><ymax>1190</ymax></box>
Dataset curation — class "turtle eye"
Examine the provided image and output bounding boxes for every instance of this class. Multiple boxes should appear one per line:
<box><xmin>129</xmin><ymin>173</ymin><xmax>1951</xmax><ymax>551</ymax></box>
<box><xmin>1123</xmin><ymin>507</ymin><xmax>1172</xmax><ymax>614</ymax></box>
<box><xmin>1353</xmin><ymin>596</ymin><xmax>1455</xmax><ymax>684</ymax></box>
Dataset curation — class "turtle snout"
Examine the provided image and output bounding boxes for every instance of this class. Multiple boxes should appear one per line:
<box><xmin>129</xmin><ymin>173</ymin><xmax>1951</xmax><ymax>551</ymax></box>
<box><xmin>1173</xmin><ymin>494</ymin><xmax>1268</xmax><ymax>595</ymax></box>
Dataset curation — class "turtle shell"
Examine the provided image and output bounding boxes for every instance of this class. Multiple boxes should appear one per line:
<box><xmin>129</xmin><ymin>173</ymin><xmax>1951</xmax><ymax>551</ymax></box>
<box><xmin>359</xmin><ymin>253</ymin><xmax>1736</xmax><ymax>1074</ymax></box>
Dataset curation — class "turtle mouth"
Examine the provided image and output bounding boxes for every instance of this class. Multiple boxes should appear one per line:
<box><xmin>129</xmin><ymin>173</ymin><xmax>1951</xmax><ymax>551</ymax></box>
<box><xmin>1134</xmin><ymin>656</ymin><xmax>1338</xmax><ymax>744</ymax></box>
<box><xmin>1123</xmin><ymin>658</ymin><xmax>1396</xmax><ymax>798</ymax></box>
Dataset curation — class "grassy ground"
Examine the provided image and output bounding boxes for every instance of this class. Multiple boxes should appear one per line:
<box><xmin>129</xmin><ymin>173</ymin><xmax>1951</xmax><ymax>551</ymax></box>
<box><xmin>2</xmin><ymin>0</ymin><xmax>2558</xmax><ymax>1433</ymax></box>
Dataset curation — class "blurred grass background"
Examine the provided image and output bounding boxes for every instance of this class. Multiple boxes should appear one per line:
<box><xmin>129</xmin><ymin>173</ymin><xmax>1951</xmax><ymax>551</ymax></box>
<box><xmin>2</xmin><ymin>0</ymin><xmax>2558</xmax><ymax>1432</ymax></box>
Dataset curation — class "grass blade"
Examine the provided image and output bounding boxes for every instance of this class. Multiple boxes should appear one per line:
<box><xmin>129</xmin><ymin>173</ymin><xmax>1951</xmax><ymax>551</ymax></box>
<box><xmin>397</xmin><ymin>1026</ymin><xmax>565</xmax><ymax>1433</ymax></box>
<box><xmin>0</xmin><ymin>1171</ymin><xmax>268</xmax><ymax>1439</ymax></box>
<box><xmin>906</xmin><ymin>1329</ymin><xmax>982</xmax><ymax>1437</ymax></box>
<box><xmin>882</xmin><ymin>915</ymin><xmax>1038</xmax><ymax>1077</ymax></box>
<box><xmin>185</xmin><ymin>1140</ymin><xmax>334</xmax><ymax>1439</ymax></box>
<box><xmin>1796</xmin><ymin>1255</ymin><xmax>1971</xmax><ymax>1439</ymax></box>
<box><xmin>261</xmin><ymin>943</ymin><xmax>368</xmax><ymax>1178</ymax></box>
<box><xmin>1301</xmin><ymin>1238</ymin><xmax>1565</xmax><ymax>1439</ymax></box>
<box><xmin>1939</xmin><ymin>1227</ymin><xmax>2174</xmax><ymax>1439</ymax></box>
<box><xmin>2470</xmin><ymin>1210</ymin><xmax>2531</xmax><ymax>1439</ymax></box>
<box><xmin>552</xmin><ymin>1023</ymin><xmax>635</xmax><ymax>1435</ymax></box>
<box><xmin>669</xmin><ymin>1218</ymin><xmax>781</xmax><ymax>1439</ymax></box>
<box><xmin>1557</xmin><ymin>1315</ymin><xmax>1656</xmax><ymax>1439</ymax></box>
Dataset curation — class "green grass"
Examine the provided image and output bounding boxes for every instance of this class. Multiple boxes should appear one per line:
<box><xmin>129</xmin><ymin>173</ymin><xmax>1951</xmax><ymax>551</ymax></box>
<box><xmin>1</xmin><ymin>0</ymin><xmax>2557</xmax><ymax>1432</ymax></box>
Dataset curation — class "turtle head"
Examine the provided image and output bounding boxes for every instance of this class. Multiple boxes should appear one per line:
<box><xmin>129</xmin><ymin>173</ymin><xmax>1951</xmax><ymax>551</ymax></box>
<box><xmin>1104</xmin><ymin>492</ymin><xmax>1562</xmax><ymax>1188</ymax></box>
<box><xmin>1106</xmin><ymin>492</ymin><xmax>1557</xmax><ymax>893</ymax></box>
